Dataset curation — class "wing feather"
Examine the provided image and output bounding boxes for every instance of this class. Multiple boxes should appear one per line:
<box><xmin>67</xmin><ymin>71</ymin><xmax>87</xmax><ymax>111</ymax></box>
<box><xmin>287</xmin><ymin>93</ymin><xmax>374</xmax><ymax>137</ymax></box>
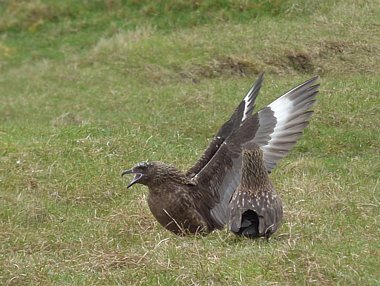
<box><xmin>193</xmin><ymin>108</ymin><xmax>276</xmax><ymax>227</ymax></box>
<box><xmin>186</xmin><ymin>73</ymin><xmax>264</xmax><ymax>177</ymax></box>
<box><xmin>255</xmin><ymin>76</ymin><xmax>319</xmax><ymax>171</ymax></box>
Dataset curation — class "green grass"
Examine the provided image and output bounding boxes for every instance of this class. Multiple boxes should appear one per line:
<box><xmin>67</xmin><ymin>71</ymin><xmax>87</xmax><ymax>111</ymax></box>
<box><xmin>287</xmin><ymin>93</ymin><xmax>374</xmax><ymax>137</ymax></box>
<box><xmin>1</xmin><ymin>0</ymin><xmax>379</xmax><ymax>285</ymax></box>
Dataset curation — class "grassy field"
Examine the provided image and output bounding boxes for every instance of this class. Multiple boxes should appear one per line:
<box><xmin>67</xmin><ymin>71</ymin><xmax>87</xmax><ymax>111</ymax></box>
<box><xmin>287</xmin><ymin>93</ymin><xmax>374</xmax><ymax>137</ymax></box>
<box><xmin>1</xmin><ymin>0</ymin><xmax>379</xmax><ymax>285</ymax></box>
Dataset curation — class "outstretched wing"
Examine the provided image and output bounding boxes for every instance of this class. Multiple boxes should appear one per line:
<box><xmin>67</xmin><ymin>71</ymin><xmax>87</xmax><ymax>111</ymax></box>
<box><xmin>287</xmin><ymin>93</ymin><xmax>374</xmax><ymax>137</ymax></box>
<box><xmin>186</xmin><ymin>73</ymin><xmax>264</xmax><ymax>177</ymax></box>
<box><xmin>254</xmin><ymin>76</ymin><xmax>320</xmax><ymax>172</ymax></box>
<box><xmin>193</xmin><ymin>76</ymin><xmax>319</xmax><ymax>227</ymax></box>
<box><xmin>192</xmin><ymin>108</ymin><xmax>276</xmax><ymax>227</ymax></box>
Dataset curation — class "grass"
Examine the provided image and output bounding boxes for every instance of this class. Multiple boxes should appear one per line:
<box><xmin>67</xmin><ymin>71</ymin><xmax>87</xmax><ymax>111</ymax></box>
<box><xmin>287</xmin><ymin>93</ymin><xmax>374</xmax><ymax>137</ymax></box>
<box><xmin>1</xmin><ymin>0</ymin><xmax>379</xmax><ymax>285</ymax></box>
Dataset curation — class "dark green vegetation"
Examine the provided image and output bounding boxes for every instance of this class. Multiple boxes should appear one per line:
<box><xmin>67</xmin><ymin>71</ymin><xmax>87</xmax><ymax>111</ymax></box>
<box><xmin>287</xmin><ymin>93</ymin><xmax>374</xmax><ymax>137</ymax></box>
<box><xmin>1</xmin><ymin>0</ymin><xmax>379</xmax><ymax>285</ymax></box>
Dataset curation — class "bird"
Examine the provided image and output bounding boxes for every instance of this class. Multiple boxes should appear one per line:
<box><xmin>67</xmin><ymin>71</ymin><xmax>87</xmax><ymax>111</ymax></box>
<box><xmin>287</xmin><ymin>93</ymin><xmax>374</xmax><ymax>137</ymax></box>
<box><xmin>228</xmin><ymin>142</ymin><xmax>283</xmax><ymax>239</ymax></box>
<box><xmin>122</xmin><ymin>74</ymin><xmax>319</xmax><ymax>235</ymax></box>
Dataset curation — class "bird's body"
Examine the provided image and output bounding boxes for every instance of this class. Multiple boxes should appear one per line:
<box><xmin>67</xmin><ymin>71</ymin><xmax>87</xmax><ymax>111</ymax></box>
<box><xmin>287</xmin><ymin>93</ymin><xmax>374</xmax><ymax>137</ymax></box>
<box><xmin>147</xmin><ymin>186</ymin><xmax>210</xmax><ymax>234</ymax></box>
<box><xmin>229</xmin><ymin>145</ymin><xmax>283</xmax><ymax>238</ymax></box>
<box><xmin>143</xmin><ymin>164</ymin><xmax>213</xmax><ymax>234</ymax></box>
<box><xmin>123</xmin><ymin>161</ymin><xmax>221</xmax><ymax>234</ymax></box>
<box><xmin>122</xmin><ymin>74</ymin><xmax>319</xmax><ymax>236</ymax></box>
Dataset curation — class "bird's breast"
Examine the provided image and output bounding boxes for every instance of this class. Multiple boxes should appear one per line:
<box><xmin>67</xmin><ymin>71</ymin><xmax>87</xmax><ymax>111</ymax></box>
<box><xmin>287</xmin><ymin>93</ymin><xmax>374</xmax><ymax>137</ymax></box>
<box><xmin>146</xmin><ymin>186</ymin><xmax>208</xmax><ymax>234</ymax></box>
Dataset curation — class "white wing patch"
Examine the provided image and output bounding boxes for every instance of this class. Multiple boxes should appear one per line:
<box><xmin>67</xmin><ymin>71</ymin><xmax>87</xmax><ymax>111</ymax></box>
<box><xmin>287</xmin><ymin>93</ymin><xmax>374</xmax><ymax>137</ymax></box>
<box><xmin>242</xmin><ymin>86</ymin><xmax>256</xmax><ymax>122</ymax></box>
<box><xmin>266</xmin><ymin>97</ymin><xmax>293</xmax><ymax>144</ymax></box>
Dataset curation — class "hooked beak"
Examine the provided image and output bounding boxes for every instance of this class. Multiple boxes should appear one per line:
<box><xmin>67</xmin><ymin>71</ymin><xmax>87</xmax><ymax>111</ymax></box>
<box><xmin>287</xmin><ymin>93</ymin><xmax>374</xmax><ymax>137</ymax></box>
<box><xmin>121</xmin><ymin>169</ymin><xmax>144</xmax><ymax>188</ymax></box>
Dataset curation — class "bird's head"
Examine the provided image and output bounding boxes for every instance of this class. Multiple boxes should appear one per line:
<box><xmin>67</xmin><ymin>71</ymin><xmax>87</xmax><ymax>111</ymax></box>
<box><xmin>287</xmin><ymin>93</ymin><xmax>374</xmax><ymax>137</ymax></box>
<box><xmin>121</xmin><ymin>161</ymin><xmax>158</xmax><ymax>188</ymax></box>
<box><xmin>122</xmin><ymin>161</ymin><xmax>188</xmax><ymax>189</ymax></box>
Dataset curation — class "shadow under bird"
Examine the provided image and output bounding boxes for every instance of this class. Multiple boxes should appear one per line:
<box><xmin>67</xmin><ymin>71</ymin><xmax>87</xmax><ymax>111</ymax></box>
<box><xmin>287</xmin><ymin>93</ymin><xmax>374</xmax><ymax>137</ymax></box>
<box><xmin>122</xmin><ymin>74</ymin><xmax>319</xmax><ymax>236</ymax></box>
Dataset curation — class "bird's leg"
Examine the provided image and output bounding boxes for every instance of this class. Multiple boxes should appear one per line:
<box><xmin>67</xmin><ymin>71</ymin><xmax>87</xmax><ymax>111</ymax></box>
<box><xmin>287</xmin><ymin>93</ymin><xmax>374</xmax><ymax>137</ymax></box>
<box><xmin>264</xmin><ymin>224</ymin><xmax>274</xmax><ymax>241</ymax></box>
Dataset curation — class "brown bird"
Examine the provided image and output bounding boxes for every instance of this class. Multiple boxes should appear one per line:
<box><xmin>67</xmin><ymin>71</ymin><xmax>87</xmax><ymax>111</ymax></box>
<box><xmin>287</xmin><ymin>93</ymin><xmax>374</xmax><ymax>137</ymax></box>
<box><xmin>122</xmin><ymin>74</ymin><xmax>319</xmax><ymax>235</ymax></box>
<box><xmin>228</xmin><ymin>143</ymin><xmax>283</xmax><ymax>239</ymax></box>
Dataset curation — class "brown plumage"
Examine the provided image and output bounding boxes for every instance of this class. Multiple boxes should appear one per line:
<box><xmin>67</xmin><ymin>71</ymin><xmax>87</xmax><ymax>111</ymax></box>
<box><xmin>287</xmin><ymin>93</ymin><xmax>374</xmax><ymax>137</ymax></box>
<box><xmin>122</xmin><ymin>161</ymin><xmax>215</xmax><ymax>234</ymax></box>
<box><xmin>122</xmin><ymin>74</ymin><xmax>319</xmax><ymax>235</ymax></box>
<box><xmin>229</xmin><ymin>144</ymin><xmax>283</xmax><ymax>238</ymax></box>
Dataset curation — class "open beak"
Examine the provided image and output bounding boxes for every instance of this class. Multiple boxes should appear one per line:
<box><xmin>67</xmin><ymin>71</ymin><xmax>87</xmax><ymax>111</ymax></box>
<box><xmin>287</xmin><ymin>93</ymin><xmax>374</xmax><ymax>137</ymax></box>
<box><xmin>121</xmin><ymin>169</ymin><xmax>143</xmax><ymax>188</ymax></box>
